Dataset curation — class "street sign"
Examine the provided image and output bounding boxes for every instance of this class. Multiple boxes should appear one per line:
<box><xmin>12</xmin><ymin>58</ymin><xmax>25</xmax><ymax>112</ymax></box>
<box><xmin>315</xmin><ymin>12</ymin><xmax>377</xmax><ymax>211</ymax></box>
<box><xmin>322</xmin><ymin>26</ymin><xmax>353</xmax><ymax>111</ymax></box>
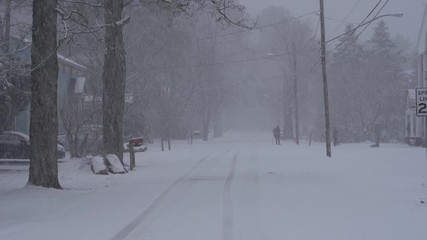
<box><xmin>416</xmin><ymin>88</ymin><xmax>427</xmax><ymax>117</ymax></box>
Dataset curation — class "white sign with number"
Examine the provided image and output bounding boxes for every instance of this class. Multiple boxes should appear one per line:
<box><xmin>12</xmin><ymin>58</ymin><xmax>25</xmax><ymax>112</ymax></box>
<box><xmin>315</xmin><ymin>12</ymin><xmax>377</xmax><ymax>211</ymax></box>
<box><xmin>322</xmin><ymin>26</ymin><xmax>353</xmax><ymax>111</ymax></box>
<box><xmin>416</xmin><ymin>88</ymin><xmax>427</xmax><ymax>116</ymax></box>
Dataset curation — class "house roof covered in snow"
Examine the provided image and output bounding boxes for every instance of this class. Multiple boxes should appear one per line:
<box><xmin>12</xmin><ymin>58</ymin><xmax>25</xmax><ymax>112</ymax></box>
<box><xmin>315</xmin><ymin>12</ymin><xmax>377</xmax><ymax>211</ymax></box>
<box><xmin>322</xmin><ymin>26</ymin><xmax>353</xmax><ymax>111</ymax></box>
<box><xmin>9</xmin><ymin>34</ymin><xmax>87</xmax><ymax>72</ymax></box>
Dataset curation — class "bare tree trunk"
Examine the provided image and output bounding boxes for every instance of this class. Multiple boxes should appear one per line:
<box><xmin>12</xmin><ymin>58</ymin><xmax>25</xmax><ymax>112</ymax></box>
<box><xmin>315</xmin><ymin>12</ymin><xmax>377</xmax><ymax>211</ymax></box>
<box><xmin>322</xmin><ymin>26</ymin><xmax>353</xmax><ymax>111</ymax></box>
<box><xmin>4</xmin><ymin>0</ymin><xmax>13</xmax><ymax>130</ymax></box>
<box><xmin>4</xmin><ymin>0</ymin><xmax>10</xmax><ymax>53</ymax></box>
<box><xmin>28</xmin><ymin>0</ymin><xmax>61</xmax><ymax>189</ymax></box>
<box><xmin>213</xmin><ymin>106</ymin><xmax>222</xmax><ymax>138</ymax></box>
<box><xmin>292</xmin><ymin>42</ymin><xmax>299</xmax><ymax>145</ymax></box>
<box><xmin>283</xmin><ymin>75</ymin><xmax>293</xmax><ymax>140</ymax></box>
<box><xmin>213</xmin><ymin>121</ymin><xmax>221</xmax><ymax>138</ymax></box>
<box><xmin>0</xmin><ymin>18</ymin><xmax>3</xmax><ymax>42</ymax></box>
<box><xmin>202</xmin><ymin>113</ymin><xmax>209</xmax><ymax>141</ymax></box>
<box><xmin>102</xmin><ymin>0</ymin><xmax>126</xmax><ymax>163</ymax></box>
<box><xmin>161</xmin><ymin>137</ymin><xmax>164</xmax><ymax>151</ymax></box>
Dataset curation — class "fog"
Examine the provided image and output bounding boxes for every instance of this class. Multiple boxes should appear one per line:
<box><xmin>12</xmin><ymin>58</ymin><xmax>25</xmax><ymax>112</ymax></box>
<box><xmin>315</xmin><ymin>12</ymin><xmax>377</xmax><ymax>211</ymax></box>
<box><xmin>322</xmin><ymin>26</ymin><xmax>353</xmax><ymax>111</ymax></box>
<box><xmin>0</xmin><ymin>0</ymin><xmax>420</xmax><ymax>156</ymax></box>
<box><xmin>1</xmin><ymin>1</ymin><xmax>427</xmax><ymax>236</ymax></box>
<box><xmin>241</xmin><ymin>0</ymin><xmax>425</xmax><ymax>44</ymax></box>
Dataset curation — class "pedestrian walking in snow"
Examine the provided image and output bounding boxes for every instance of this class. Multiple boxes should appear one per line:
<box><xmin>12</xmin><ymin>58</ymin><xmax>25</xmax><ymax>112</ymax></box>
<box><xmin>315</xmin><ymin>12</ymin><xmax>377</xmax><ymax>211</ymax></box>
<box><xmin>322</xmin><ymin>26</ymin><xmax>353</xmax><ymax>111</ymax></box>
<box><xmin>273</xmin><ymin>126</ymin><xmax>281</xmax><ymax>145</ymax></box>
<box><xmin>333</xmin><ymin>127</ymin><xmax>339</xmax><ymax>146</ymax></box>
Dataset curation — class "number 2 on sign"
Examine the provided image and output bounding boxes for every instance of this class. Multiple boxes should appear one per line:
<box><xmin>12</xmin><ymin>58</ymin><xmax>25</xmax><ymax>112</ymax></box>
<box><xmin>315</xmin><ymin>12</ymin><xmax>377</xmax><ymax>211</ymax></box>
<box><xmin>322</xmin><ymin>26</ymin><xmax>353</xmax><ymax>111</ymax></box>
<box><xmin>419</xmin><ymin>103</ymin><xmax>427</xmax><ymax>114</ymax></box>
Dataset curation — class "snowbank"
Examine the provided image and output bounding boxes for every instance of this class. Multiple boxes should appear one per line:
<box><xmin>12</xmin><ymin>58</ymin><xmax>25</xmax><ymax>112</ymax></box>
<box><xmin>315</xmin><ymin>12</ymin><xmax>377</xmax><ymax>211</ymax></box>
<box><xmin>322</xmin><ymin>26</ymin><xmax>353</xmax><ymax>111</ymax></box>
<box><xmin>90</xmin><ymin>155</ymin><xmax>108</xmax><ymax>175</ymax></box>
<box><xmin>105</xmin><ymin>154</ymin><xmax>127</xmax><ymax>174</ymax></box>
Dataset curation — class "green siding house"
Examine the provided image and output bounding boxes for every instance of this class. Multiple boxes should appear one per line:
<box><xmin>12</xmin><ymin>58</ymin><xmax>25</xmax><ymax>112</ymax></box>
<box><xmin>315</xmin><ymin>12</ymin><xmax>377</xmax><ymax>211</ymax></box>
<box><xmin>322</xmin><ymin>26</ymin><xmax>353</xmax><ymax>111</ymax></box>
<box><xmin>9</xmin><ymin>35</ymin><xmax>87</xmax><ymax>134</ymax></box>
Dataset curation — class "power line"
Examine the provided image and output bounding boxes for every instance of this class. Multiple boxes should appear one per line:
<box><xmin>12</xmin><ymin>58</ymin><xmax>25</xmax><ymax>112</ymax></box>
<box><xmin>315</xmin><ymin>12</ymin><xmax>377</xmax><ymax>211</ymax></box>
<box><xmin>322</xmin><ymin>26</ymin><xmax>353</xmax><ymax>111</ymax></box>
<box><xmin>330</xmin><ymin>0</ymin><xmax>361</xmax><ymax>36</ymax></box>
<box><xmin>324</xmin><ymin>0</ymin><xmax>383</xmax><ymax>46</ymax></box>
<box><xmin>325</xmin><ymin>0</ymin><xmax>384</xmax><ymax>55</ymax></box>
<box><xmin>142</xmin><ymin>46</ymin><xmax>321</xmax><ymax>71</ymax></box>
<box><xmin>173</xmin><ymin>10</ymin><xmax>319</xmax><ymax>44</ymax></box>
<box><xmin>353</xmin><ymin>0</ymin><xmax>389</xmax><ymax>40</ymax></box>
<box><xmin>325</xmin><ymin>16</ymin><xmax>358</xmax><ymax>25</ymax></box>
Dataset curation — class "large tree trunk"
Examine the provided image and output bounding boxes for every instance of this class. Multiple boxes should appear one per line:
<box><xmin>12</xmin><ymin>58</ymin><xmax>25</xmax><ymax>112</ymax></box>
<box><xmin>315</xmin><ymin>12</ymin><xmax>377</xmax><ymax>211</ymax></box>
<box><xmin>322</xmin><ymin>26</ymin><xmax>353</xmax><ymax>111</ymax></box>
<box><xmin>28</xmin><ymin>0</ymin><xmax>61</xmax><ymax>189</ymax></box>
<box><xmin>102</xmin><ymin>0</ymin><xmax>126</xmax><ymax>162</ymax></box>
<box><xmin>213</xmin><ymin>107</ymin><xmax>222</xmax><ymax>138</ymax></box>
<box><xmin>4</xmin><ymin>0</ymin><xmax>11</xmax><ymax>53</ymax></box>
<box><xmin>4</xmin><ymin>0</ymin><xmax>13</xmax><ymax>130</ymax></box>
<box><xmin>201</xmin><ymin>109</ymin><xmax>210</xmax><ymax>141</ymax></box>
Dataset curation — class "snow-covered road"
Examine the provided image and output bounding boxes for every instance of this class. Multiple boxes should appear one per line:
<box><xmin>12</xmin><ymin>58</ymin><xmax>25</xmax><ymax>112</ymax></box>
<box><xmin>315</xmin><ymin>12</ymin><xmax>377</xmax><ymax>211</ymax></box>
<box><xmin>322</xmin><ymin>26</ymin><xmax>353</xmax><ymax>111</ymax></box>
<box><xmin>0</xmin><ymin>131</ymin><xmax>427</xmax><ymax>240</ymax></box>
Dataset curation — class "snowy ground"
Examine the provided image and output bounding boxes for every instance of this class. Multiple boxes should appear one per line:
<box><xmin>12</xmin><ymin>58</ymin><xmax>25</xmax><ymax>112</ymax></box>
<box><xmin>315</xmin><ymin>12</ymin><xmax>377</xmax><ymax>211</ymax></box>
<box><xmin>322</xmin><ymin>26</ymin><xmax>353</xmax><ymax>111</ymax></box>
<box><xmin>0</xmin><ymin>131</ymin><xmax>426</xmax><ymax>240</ymax></box>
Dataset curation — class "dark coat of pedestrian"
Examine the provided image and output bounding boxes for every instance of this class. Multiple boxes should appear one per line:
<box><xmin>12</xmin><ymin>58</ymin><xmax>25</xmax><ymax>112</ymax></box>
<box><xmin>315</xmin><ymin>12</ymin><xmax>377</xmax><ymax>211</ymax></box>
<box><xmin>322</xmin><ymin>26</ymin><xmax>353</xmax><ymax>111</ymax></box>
<box><xmin>273</xmin><ymin>126</ymin><xmax>281</xmax><ymax>145</ymax></box>
<box><xmin>333</xmin><ymin>127</ymin><xmax>339</xmax><ymax>146</ymax></box>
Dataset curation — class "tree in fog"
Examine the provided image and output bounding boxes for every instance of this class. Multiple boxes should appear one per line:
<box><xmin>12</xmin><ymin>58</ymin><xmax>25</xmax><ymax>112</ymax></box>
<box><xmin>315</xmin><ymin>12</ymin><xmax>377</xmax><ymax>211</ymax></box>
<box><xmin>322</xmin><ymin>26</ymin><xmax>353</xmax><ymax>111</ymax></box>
<box><xmin>28</xmin><ymin>0</ymin><xmax>61</xmax><ymax>188</ymax></box>
<box><xmin>257</xmin><ymin>6</ymin><xmax>318</xmax><ymax>141</ymax></box>
<box><xmin>364</xmin><ymin>20</ymin><xmax>405</xmax><ymax>141</ymax></box>
<box><xmin>0</xmin><ymin>55</ymin><xmax>30</xmax><ymax>131</ymax></box>
<box><xmin>55</xmin><ymin>0</ymin><xmax>105</xmax><ymax>157</ymax></box>
<box><xmin>100</xmin><ymin>0</ymin><xmax>250</xmax><ymax>159</ymax></box>
<box><xmin>53</xmin><ymin>0</ymin><xmax>250</xmax><ymax>158</ymax></box>
<box><xmin>102</xmin><ymin>0</ymin><xmax>128</xmax><ymax>162</ymax></box>
<box><xmin>123</xmin><ymin>8</ymin><xmax>197</xmax><ymax>146</ymax></box>
<box><xmin>329</xmin><ymin>21</ymin><xmax>406</xmax><ymax>142</ymax></box>
<box><xmin>192</xmin><ymin>16</ymin><xmax>223</xmax><ymax>141</ymax></box>
<box><xmin>0</xmin><ymin>0</ymin><xmax>31</xmax><ymax>131</ymax></box>
<box><xmin>329</xmin><ymin>24</ymin><xmax>367</xmax><ymax>141</ymax></box>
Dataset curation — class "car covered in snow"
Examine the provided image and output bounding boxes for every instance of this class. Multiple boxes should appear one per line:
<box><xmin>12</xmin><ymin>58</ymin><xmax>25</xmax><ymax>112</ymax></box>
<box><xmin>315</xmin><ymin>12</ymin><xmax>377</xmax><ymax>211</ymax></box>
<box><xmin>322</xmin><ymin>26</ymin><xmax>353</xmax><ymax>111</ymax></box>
<box><xmin>0</xmin><ymin>131</ymin><xmax>66</xmax><ymax>159</ymax></box>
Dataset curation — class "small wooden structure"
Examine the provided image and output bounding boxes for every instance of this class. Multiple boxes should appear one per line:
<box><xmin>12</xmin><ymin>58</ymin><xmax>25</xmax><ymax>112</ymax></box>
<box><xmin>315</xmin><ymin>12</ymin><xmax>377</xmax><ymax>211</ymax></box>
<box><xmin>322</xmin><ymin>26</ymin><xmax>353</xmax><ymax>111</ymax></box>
<box><xmin>128</xmin><ymin>137</ymin><xmax>144</xmax><ymax>170</ymax></box>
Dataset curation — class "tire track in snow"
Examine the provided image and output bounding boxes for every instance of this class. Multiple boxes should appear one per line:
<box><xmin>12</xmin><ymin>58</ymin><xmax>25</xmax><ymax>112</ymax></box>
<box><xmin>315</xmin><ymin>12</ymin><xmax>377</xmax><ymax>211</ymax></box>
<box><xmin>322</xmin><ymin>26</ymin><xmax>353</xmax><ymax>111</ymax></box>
<box><xmin>222</xmin><ymin>152</ymin><xmax>239</xmax><ymax>240</ymax></box>
<box><xmin>239</xmin><ymin>150</ymin><xmax>269</xmax><ymax>240</ymax></box>
<box><xmin>111</xmin><ymin>152</ymin><xmax>215</xmax><ymax>240</ymax></box>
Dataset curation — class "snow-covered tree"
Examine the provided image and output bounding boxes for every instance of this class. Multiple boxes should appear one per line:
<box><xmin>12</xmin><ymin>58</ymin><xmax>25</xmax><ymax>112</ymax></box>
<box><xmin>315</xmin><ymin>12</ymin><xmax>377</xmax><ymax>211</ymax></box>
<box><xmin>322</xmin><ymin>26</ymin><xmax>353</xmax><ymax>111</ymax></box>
<box><xmin>329</xmin><ymin>20</ymin><xmax>407</xmax><ymax>143</ymax></box>
<box><xmin>0</xmin><ymin>0</ymin><xmax>31</xmax><ymax>131</ymax></box>
<box><xmin>257</xmin><ymin>6</ymin><xmax>319</xmax><ymax>142</ymax></box>
<box><xmin>364</xmin><ymin>20</ymin><xmax>406</xmax><ymax>142</ymax></box>
<box><xmin>329</xmin><ymin>24</ymin><xmax>368</xmax><ymax>142</ymax></box>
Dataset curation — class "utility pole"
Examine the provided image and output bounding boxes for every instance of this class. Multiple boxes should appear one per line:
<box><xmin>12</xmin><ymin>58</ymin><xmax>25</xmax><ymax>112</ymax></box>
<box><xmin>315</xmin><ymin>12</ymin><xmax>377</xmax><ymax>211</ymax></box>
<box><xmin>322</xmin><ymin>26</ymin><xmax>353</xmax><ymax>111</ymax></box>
<box><xmin>320</xmin><ymin>0</ymin><xmax>332</xmax><ymax>157</ymax></box>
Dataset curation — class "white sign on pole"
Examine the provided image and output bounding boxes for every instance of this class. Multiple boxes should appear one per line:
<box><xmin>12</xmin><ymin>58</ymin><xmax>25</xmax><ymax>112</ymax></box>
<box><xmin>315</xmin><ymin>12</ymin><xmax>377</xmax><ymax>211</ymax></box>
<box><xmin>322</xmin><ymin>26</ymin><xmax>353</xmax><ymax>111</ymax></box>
<box><xmin>416</xmin><ymin>88</ymin><xmax>427</xmax><ymax>117</ymax></box>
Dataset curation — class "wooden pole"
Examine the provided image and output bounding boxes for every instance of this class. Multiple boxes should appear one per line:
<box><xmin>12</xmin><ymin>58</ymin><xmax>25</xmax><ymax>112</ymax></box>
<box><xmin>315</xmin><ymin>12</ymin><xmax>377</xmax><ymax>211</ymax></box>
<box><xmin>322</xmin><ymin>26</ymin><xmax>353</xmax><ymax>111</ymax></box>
<box><xmin>320</xmin><ymin>0</ymin><xmax>332</xmax><ymax>157</ymax></box>
<box><xmin>129</xmin><ymin>141</ymin><xmax>135</xmax><ymax>170</ymax></box>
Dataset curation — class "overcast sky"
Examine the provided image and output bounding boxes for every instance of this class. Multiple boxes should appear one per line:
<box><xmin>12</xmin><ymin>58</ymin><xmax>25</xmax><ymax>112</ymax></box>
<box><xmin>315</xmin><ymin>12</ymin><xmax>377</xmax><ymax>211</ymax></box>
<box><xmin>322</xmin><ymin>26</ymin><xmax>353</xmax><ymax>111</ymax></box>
<box><xmin>239</xmin><ymin>0</ymin><xmax>426</xmax><ymax>45</ymax></box>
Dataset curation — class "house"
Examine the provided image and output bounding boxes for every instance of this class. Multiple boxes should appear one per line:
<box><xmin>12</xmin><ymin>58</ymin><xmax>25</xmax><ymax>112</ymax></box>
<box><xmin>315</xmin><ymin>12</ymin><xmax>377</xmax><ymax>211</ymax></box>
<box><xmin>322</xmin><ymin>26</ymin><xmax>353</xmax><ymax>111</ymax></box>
<box><xmin>408</xmin><ymin>4</ymin><xmax>427</xmax><ymax>145</ymax></box>
<box><xmin>7</xmin><ymin>35</ymin><xmax>87</xmax><ymax>134</ymax></box>
<box><xmin>404</xmin><ymin>89</ymin><xmax>423</xmax><ymax>145</ymax></box>
<box><xmin>1</xmin><ymin>6</ymin><xmax>88</xmax><ymax>135</ymax></box>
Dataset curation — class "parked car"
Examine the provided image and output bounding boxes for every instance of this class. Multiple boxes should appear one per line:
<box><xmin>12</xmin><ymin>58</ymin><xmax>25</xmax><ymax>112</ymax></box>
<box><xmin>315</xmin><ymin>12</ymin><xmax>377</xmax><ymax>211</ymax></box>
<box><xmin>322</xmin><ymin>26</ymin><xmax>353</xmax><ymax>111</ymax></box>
<box><xmin>191</xmin><ymin>130</ymin><xmax>201</xmax><ymax>139</ymax></box>
<box><xmin>0</xmin><ymin>131</ymin><xmax>66</xmax><ymax>159</ymax></box>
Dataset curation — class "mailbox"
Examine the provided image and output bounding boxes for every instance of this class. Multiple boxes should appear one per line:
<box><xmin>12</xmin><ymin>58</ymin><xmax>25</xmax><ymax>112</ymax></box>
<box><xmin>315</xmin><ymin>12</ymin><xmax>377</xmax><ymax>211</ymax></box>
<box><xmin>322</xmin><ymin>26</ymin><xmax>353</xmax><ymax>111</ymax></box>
<box><xmin>129</xmin><ymin>137</ymin><xmax>144</xmax><ymax>147</ymax></box>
